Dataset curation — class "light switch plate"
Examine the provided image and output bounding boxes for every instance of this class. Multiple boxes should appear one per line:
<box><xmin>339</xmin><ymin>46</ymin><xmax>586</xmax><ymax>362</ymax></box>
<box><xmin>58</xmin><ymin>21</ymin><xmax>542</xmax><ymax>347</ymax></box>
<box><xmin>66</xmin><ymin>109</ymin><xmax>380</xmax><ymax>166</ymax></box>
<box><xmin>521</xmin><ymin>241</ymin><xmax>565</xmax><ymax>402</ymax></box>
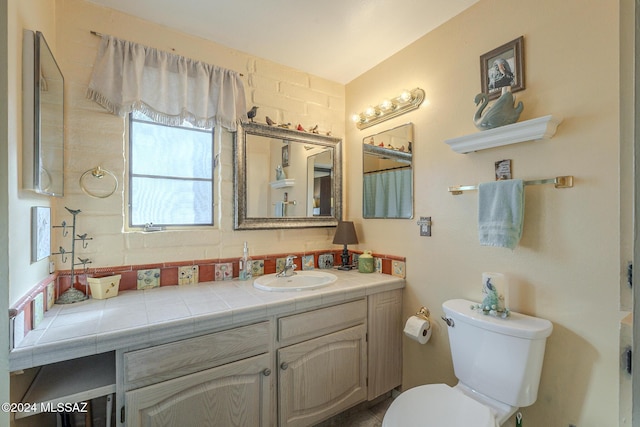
<box><xmin>417</xmin><ymin>216</ymin><xmax>431</xmax><ymax>236</ymax></box>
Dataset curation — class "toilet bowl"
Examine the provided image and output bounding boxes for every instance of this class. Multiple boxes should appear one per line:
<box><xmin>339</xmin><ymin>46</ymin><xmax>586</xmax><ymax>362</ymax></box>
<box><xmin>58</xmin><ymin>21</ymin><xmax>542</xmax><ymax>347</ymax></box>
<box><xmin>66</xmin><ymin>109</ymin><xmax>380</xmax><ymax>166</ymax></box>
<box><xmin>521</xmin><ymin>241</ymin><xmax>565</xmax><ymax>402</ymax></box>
<box><xmin>382</xmin><ymin>384</ymin><xmax>504</xmax><ymax>427</ymax></box>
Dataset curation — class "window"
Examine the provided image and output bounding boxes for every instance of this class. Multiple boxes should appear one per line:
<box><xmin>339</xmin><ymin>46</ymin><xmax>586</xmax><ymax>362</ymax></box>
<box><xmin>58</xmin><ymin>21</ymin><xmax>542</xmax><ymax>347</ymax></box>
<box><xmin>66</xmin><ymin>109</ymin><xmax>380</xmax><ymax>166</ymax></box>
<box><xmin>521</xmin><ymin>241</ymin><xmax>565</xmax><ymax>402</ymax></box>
<box><xmin>128</xmin><ymin>111</ymin><xmax>215</xmax><ymax>228</ymax></box>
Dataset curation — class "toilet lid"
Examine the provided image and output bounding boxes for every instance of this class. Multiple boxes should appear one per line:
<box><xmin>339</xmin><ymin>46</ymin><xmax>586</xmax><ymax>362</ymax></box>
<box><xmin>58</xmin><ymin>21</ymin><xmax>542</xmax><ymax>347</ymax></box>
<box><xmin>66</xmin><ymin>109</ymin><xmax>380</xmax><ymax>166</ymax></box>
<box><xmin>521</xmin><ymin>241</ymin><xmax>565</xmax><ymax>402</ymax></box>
<box><xmin>382</xmin><ymin>384</ymin><xmax>497</xmax><ymax>427</ymax></box>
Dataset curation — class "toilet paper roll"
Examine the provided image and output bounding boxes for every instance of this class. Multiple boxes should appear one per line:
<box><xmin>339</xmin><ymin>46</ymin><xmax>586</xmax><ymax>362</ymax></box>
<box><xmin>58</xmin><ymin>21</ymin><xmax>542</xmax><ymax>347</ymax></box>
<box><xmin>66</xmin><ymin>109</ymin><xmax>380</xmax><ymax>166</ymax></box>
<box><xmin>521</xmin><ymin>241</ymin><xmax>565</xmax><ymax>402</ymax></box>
<box><xmin>403</xmin><ymin>315</ymin><xmax>432</xmax><ymax>344</ymax></box>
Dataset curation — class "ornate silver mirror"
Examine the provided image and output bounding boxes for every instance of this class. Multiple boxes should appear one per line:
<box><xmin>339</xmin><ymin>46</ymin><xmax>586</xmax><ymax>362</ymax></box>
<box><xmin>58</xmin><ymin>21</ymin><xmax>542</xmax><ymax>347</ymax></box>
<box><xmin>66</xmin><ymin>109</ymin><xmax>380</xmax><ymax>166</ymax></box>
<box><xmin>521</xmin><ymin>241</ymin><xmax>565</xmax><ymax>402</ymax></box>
<box><xmin>22</xmin><ymin>30</ymin><xmax>65</xmax><ymax>196</ymax></box>
<box><xmin>362</xmin><ymin>123</ymin><xmax>413</xmax><ymax>219</ymax></box>
<box><xmin>234</xmin><ymin>122</ymin><xmax>342</xmax><ymax>229</ymax></box>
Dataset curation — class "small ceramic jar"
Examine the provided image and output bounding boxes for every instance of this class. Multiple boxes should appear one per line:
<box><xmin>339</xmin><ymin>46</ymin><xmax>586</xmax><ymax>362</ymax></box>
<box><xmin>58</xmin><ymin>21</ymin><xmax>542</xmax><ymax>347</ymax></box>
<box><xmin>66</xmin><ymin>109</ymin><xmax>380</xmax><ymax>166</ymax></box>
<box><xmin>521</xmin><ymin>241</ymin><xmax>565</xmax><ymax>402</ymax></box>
<box><xmin>358</xmin><ymin>250</ymin><xmax>374</xmax><ymax>273</ymax></box>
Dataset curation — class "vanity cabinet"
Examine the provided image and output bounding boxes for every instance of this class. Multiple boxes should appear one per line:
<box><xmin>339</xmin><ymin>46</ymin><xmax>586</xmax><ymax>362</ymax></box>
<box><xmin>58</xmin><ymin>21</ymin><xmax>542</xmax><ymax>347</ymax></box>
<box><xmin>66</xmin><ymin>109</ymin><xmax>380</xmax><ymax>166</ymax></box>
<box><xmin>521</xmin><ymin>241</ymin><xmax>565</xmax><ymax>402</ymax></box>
<box><xmin>367</xmin><ymin>289</ymin><xmax>403</xmax><ymax>400</ymax></box>
<box><xmin>277</xmin><ymin>300</ymin><xmax>368</xmax><ymax>427</ymax></box>
<box><xmin>112</xmin><ymin>289</ymin><xmax>402</xmax><ymax>426</ymax></box>
<box><xmin>121</xmin><ymin>322</ymin><xmax>274</xmax><ymax>426</ymax></box>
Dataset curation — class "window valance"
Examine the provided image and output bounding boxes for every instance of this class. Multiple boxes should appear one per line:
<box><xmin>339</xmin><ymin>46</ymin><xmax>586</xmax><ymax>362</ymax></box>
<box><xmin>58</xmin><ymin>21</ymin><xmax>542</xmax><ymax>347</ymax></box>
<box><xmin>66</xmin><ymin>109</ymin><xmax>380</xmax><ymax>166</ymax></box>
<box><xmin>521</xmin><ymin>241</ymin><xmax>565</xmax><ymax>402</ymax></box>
<box><xmin>87</xmin><ymin>35</ymin><xmax>247</xmax><ymax>131</ymax></box>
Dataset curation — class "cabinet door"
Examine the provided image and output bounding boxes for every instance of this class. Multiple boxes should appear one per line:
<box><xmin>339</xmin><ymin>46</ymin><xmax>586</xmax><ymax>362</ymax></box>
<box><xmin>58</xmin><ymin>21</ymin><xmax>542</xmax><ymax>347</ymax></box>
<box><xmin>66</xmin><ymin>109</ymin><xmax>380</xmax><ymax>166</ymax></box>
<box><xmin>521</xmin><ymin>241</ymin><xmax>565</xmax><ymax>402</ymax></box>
<box><xmin>125</xmin><ymin>353</ymin><xmax>273</xmax><ymax>427</ymax></box>
<box><xmin>278</xmin><ymin>324</ymin><xmax>367</xmax><ymax>427</ymax></box>
<box><xmin>367</xmin><ymin>289</ymin><xmax>403</xmax><ymax>400</ymax></box>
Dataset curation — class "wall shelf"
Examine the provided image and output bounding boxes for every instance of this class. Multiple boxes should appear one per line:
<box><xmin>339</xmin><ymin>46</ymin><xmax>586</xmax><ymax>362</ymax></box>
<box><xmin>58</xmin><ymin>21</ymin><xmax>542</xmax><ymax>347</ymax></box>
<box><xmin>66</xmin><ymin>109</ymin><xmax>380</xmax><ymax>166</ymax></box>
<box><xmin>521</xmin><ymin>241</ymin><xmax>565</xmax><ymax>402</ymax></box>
<box><xmin>444</xmin><ymin>115</ymin><xmax>562</xmax><ymax>154</ymax></box>
<box><xmin>270</xmin><ymin>179</ymin><xmax>295</xmax><ymax>189</ymax></box>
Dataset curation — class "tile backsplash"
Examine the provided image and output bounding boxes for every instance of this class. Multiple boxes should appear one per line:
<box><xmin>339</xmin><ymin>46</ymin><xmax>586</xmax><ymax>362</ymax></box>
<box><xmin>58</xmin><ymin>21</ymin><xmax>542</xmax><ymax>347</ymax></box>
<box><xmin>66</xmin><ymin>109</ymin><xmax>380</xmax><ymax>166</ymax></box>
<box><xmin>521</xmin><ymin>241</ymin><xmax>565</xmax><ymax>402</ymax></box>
<box><xmin>9</xmin><ymin>249</ymin><xmax>405</xmax><ymax>348</ymax></box>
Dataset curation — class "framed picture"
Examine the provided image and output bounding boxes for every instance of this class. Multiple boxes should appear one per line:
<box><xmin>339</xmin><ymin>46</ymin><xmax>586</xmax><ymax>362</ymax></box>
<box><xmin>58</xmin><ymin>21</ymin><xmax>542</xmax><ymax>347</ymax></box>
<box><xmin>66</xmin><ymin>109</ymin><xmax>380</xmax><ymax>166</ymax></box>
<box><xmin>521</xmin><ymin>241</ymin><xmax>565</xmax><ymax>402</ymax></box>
<box><xmin>282</xmin><ymin>144</ymin><xmax>290</xmax><ymax>167</ymax></box>
<box><xmin>480</xmin><ymin>36</ymin><xmax>525</xmax><ymax>99</ymax></box>
<box><xmin>31</xmin><ymin>206</ymin><xmax>51</xmax><ymax>262</ymax></box>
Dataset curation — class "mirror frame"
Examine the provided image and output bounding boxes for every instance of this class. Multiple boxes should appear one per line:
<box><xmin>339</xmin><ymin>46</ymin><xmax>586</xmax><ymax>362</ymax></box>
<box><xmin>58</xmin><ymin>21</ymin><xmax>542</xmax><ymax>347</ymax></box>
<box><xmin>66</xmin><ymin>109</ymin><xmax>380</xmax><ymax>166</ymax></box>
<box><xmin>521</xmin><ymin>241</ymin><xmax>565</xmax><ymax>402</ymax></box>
<box><xmin>234</xmin><ymin>122</ymin><xmax>342</xmax><ymax>229</ymax></box>
<box><xmin>22</xmin><ymin>30</ymin><xmax>65</xmax><ymax>197</ymax></box>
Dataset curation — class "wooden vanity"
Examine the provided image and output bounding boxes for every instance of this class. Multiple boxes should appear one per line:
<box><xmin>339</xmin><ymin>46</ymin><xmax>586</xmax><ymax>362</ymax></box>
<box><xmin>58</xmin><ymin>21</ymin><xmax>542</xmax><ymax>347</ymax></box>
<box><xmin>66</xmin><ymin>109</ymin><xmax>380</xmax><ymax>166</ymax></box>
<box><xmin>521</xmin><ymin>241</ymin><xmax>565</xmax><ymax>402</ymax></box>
<box><xmin>10</xmin><ymin>271</ymin><xmax>404</xmax><ymax>427</ymax></box>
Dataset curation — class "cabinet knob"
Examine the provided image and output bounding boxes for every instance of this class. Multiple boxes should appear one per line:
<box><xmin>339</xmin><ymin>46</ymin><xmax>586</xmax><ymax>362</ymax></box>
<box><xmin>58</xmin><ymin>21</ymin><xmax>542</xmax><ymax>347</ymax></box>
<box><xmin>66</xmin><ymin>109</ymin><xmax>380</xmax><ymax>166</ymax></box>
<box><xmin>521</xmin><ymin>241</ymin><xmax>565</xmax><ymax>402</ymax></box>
<box><xmin>280</xmin><ymin>362</ymin><xmax>289</xmax><ymax>370</ymax></box>
<box><xmin>263</xmin><ymin>368</ymin><xmax>272</xmax><ymax>377</ymax></box>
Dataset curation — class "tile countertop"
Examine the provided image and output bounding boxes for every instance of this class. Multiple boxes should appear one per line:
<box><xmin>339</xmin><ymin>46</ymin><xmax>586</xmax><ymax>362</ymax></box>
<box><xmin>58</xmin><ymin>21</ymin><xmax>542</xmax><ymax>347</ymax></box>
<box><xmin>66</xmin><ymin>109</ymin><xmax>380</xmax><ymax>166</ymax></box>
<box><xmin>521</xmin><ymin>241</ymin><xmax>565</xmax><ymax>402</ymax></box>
<box><xmin>10</xmin><ymin>270</ymin><xmax>404</xmax><ymax>371</ymax></box>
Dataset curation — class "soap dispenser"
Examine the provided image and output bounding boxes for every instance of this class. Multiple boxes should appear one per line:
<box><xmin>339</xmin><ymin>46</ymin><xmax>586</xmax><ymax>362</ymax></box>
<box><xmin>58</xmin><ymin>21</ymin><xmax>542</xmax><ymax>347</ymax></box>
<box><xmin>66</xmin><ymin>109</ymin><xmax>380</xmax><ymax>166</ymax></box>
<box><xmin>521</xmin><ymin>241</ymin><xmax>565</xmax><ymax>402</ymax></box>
<box><xmin>239</xmin><ymin>242</ymin><xmax>253</xmax><ymax>281</ymax></box>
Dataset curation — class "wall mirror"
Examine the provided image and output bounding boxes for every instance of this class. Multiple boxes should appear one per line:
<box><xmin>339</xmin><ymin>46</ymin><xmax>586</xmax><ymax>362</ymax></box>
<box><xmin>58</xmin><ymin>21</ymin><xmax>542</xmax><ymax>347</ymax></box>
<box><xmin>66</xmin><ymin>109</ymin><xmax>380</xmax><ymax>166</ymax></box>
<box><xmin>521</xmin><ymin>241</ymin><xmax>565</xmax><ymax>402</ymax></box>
<box><xmin>234</xmin><ymin>122</ymin><xmax>342</xmax><ymax>229</ymax></box>
<box><xmin>23</xmin><ymin>30</ymin><xmax>65</xmax><ymax>197</ymax></box>
<box><xmin>363</xmin><ymin>123</ymin><xmax>413</xmax><ymax>219</ymax></box>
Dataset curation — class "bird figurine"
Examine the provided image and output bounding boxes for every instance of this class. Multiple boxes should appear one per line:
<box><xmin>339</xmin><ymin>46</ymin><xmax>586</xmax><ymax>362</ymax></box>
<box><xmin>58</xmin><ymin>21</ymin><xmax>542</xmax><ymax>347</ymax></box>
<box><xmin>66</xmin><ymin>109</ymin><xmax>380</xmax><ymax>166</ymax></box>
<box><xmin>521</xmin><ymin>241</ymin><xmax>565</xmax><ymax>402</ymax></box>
<box><xmin>310</xmin><ymin>125</ymin><xmax>319</xmax><ymax>134</ymax></box>
<box><xmin>65</xmin><ymin>207</ymin><xmax>81</xmax><ymax>215</ymax></box>
<box><xmin>296</xmin><ymin>124</ymin><xmax>306</xmax><ymax>132</ymax></box>
<box><xmin>266</xmin><ymin>116</ymin><xmax>276</xmax><ymax>126</ymax></box>
<box><xmin>247</xmin><ymin>106</ymin><xmax>258</xmax><ymax>122</ymax></box>
<box><xmin>473</xmin><ymin>87</ymin><xmax>523</xmax><ymax>131</ymax></box>
<box><xmin>278</xmin><ymin>123</ymin><xmax>291</xmax><ymax>129</ymax></box>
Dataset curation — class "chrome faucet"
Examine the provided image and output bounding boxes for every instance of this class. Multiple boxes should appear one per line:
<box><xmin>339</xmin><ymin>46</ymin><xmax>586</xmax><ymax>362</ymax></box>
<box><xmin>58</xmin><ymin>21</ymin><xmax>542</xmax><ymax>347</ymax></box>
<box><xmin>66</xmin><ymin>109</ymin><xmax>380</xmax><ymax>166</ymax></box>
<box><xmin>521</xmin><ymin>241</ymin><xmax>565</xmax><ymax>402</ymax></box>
<box><xmin>276</xmin><ymin>255</ymin><xmax>297</xmax><ymax>277</ymax></box>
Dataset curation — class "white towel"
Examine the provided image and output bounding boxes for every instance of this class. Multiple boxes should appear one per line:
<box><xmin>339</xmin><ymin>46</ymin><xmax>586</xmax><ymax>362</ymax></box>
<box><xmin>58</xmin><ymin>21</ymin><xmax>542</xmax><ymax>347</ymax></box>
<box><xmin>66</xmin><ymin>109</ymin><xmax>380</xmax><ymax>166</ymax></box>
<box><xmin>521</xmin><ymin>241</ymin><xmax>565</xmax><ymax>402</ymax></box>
<box><xmin>274</xmin><ymin>201</ymin><xmax>285</xmax><ymax>217</ymax></box>
<box><xmin>478</xmin><ymin>179</ymin><xmax>524</xmax><ymax>249</ymax></box>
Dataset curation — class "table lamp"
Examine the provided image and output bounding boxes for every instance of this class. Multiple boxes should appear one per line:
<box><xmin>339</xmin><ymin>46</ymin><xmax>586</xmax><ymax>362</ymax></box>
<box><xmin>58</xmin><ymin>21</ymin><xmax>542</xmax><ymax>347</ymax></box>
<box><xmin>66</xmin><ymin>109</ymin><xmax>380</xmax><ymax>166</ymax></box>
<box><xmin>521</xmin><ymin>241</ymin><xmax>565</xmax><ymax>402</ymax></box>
<box><xmin>333</xmin><ymin>221</ymin><xmax>358</xmax><ymax>270</ymax></box>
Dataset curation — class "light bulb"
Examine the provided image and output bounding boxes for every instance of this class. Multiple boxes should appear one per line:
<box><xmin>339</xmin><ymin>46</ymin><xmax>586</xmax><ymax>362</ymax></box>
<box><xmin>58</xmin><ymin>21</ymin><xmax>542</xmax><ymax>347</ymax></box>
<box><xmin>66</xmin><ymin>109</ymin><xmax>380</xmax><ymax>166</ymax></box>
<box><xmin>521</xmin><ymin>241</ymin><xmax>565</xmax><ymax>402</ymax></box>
<box><xmin>351</xmin><ymin>114</ymin><xmax>361</xmax><ymax>123</ymax></box>
<box><xmin>380</xmin><ymin>99</ymin><xmax>393</xmax><ymax>111</ymax></box>
<box><xmin>399</xmin><ymin>90</ymin><xmax>412</xmax><ymax>102</ymax></box>
<box><xmin>365</xmin><ymin>106</ymin><xmax>376</xmax><ymax>117</ymax></box>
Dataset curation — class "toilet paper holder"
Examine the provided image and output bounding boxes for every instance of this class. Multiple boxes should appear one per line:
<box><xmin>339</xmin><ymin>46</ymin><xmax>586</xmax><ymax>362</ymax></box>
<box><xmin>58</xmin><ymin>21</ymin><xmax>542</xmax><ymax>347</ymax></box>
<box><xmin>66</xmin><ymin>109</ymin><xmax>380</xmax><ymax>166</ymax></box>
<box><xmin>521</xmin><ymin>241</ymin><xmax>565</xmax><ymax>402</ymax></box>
<box><xmin>415</xmin><ymin>306</ymin><xmax>431</xmax><ymax>322</ymax></box>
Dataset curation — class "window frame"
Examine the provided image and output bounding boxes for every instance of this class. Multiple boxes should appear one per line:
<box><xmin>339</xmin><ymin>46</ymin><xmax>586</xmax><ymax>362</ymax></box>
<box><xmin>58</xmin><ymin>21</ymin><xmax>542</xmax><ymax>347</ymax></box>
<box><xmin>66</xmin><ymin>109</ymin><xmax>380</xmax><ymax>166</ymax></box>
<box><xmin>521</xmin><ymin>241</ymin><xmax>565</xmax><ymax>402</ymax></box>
<box><xmin>126</xmin><ymin>112</ymin><xmax>216</xmax><ymax>229</ymax></box>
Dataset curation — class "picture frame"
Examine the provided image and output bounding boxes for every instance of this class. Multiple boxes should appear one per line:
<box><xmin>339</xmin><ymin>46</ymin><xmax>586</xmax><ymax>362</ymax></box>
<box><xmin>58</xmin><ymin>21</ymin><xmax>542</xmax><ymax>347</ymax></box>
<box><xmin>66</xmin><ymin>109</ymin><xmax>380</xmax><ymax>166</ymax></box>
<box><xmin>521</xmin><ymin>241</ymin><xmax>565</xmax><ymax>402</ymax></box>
<box><xmin>282</xmin><ymin>144</ymin><xmax>290</xmax><ymax>167</ymax></box>
<box><xmin>480</xmin><ymin>36</ymin><xmax>525</xmax><ymax>100</ymax></box>
<box><xmin>31</xmin><ymin>206</ymin><xmax>51</xmax><ymax>262</ymax></box>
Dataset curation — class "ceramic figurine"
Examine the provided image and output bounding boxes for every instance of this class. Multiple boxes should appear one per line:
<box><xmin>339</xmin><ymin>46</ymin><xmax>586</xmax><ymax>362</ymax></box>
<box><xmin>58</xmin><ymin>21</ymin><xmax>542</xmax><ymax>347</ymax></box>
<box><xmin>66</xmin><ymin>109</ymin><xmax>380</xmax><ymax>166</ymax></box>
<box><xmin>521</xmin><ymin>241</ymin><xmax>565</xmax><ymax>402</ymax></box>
<box><xmin>275</xmin><ymin>165</ymin><xmax>286</xmax><ymax>180</ymax></box>
<box><xmin>266</xmin><ymin>116</ymin><xmax>276</xmax><ymax>126</ymax></box>
<box><xmin>247</xmin><ymin>106</ymin><xmax>258</xmax><ymax>122</ymax></box>
<box><xmin>473</xmin><ymin>87</ymin><xmax>523</xmax><ymax>131</ymax></box>
<box><xmin>297</xmin><ymin>124</ymin><xmax>306</xmax><ymax>132</ymax></box>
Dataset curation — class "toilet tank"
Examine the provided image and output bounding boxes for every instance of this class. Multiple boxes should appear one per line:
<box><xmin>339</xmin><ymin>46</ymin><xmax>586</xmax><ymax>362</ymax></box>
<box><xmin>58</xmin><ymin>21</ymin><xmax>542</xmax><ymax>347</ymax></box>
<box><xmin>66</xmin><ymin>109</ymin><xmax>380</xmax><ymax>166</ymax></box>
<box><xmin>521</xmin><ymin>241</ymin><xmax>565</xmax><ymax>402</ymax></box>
<box><xmin>442</xmin><ymin>299</ymin><xmax>553</xmax><ymax>407</ymax></box>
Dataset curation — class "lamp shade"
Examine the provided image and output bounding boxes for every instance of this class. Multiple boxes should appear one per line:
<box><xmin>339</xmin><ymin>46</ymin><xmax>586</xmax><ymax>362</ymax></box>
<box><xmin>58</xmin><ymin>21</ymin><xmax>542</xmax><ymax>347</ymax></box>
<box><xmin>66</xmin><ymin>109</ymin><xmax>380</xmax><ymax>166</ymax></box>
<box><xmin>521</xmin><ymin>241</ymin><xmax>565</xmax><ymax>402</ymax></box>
<box><xmin>333</xmin><ymin>221</ymin><xmax>358</xmax><ymax>245</ymax></box>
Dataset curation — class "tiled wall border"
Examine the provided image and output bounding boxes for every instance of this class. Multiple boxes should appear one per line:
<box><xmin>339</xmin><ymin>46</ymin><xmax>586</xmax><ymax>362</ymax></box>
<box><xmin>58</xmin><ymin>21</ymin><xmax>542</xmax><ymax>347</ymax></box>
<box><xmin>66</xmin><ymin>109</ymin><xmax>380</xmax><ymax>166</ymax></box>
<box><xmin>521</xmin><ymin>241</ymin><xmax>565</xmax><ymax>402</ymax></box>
<box><xmin>9</xmin><ymin>250</ymin><xmax>405</xmax><ymax>348</ymax></box>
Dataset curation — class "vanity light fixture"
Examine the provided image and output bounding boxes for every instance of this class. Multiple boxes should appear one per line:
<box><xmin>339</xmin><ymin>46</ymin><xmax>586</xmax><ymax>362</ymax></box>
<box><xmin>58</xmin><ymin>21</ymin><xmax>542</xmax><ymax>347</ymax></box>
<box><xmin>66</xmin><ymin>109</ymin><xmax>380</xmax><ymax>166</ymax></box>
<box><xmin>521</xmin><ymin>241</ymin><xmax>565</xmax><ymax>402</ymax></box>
<box><xmin>352</xmin><ymin>88</ymin><xmax>425</xmax><ymax>130</ymax></box>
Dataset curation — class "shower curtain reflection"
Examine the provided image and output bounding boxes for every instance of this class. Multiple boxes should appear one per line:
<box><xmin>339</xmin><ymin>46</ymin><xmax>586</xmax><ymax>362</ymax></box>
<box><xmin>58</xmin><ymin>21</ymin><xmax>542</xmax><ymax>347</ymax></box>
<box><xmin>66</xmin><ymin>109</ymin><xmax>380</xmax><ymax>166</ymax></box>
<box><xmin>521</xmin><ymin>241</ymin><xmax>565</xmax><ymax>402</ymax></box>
<box><xmin>363</xmin><ymin>168</ymin><xmax>412</xmax><ymax>218</ymax></box>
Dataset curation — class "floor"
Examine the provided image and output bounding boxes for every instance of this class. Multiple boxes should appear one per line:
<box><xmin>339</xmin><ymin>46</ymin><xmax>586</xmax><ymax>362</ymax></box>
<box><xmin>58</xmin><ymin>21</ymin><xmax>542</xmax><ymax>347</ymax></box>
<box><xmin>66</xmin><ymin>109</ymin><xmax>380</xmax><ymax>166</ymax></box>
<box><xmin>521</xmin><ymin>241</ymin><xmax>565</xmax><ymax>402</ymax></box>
<box><xmin>314</xmin><ymin>394</ymin><xmax>394</xmax><ymax>427</ymax></box>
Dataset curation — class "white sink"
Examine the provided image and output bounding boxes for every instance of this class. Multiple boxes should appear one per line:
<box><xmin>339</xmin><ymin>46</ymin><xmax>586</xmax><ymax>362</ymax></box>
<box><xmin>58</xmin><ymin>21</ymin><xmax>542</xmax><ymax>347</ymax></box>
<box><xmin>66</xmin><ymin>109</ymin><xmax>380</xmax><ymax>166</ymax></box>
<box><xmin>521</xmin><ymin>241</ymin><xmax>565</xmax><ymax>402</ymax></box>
<box><xmin>253</xmin><ymin>270</ymin><xmax>337</xmax><ymax>292</ymax></box>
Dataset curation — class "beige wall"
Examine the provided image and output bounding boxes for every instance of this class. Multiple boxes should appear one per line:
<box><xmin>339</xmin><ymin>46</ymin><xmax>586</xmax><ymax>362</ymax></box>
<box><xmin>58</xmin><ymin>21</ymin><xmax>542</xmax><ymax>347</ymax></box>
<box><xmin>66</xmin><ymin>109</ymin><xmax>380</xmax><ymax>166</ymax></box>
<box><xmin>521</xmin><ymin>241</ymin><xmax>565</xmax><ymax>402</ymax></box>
<box><xmin>346</xmin><ymin>0</ymin><xmax>623</xmax><ymax>425</ymax></box>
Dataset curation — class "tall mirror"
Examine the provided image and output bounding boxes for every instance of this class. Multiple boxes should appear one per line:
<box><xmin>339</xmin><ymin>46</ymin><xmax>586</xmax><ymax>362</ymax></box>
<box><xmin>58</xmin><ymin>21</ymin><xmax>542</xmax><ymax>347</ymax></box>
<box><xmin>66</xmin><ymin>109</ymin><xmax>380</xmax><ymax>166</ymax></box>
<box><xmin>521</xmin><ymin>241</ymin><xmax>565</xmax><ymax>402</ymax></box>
<box><xmin>23</xmin><ymin>30</ymin><xmax>65</xmax><ymax>196</ymax></box>
<box><xmin>234</xmin><ymin>122</ymin><xmax>342</xmax><ymax>229</ymax></box>
<box><xmin>363</xmin><ymin>123</ymin><xmax>413</xmax><ymax>219</ymax></box>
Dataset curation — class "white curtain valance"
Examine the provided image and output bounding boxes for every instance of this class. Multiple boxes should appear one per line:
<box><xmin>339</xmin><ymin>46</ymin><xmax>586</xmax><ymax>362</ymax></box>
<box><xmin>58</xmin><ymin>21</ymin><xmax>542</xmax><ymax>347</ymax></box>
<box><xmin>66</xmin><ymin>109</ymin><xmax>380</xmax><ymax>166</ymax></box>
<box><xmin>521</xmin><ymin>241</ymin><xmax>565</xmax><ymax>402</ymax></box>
<box><xmin>87</xmin><ymin>35</ymin><xmax>247</xmax><ymax>131</ymax></box>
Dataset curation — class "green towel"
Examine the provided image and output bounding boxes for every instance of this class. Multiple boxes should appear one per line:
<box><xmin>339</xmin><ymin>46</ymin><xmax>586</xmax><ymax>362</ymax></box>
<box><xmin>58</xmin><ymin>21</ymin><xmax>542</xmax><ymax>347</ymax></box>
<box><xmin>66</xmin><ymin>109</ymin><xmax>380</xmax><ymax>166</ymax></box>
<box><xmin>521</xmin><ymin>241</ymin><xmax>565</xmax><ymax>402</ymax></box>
<box><xmin>478</xmin><ymin>179</ymin><xmax>524</xmax><ymax>249</ymax></box>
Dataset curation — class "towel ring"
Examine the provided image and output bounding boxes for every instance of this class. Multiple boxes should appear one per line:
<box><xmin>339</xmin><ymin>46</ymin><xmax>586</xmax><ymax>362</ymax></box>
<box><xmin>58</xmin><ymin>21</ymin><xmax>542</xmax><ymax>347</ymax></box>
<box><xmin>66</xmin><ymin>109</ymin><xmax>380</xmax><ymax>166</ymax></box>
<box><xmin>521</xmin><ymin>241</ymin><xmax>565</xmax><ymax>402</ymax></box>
<box><xmin>80</xmin><ymin>166</ymin><xmax>118</xmax><ymax>198</ymax></box>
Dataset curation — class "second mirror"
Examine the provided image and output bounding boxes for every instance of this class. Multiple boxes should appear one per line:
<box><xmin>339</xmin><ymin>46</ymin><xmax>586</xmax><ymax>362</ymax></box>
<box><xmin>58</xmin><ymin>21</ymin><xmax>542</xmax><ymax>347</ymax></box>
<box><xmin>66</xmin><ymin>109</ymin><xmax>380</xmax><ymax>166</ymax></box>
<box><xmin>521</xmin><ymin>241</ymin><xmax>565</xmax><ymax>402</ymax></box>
<box><xmin>362</xmin><ymin>123</ymin><xmax>413</xmax><ymax>219</ymax></box>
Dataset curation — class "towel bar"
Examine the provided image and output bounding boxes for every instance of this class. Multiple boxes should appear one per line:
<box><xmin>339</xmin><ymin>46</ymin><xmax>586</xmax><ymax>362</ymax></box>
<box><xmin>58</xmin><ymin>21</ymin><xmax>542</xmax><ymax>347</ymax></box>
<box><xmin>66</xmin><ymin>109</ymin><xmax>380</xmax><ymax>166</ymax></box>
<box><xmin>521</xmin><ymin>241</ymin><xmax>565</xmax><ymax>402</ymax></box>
<box><xmin>448</xmin><ymin>176</ymin><xmax>573</xmax><ymax>195</ymax></box>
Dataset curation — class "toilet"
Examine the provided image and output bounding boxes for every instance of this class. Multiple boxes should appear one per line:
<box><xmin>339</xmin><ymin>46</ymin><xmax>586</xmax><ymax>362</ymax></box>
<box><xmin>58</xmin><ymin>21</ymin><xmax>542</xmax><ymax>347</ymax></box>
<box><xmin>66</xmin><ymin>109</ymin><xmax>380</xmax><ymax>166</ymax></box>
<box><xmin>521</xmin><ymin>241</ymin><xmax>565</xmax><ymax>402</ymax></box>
<box><xmin>383</xmin><ymin>298</ymin><xmax>553</xmax><ymax>426</ymax></box>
